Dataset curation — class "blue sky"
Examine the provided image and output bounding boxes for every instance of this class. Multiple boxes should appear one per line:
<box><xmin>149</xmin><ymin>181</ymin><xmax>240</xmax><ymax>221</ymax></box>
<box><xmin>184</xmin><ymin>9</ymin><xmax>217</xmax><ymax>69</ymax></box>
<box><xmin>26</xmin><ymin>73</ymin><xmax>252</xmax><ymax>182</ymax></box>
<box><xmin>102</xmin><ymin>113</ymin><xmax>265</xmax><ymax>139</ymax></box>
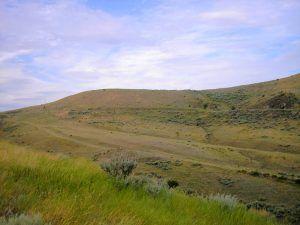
<box><xmin>0</xmin><ymin>0</ymin><xmax>300</xmax><ymax>111</ymax></box>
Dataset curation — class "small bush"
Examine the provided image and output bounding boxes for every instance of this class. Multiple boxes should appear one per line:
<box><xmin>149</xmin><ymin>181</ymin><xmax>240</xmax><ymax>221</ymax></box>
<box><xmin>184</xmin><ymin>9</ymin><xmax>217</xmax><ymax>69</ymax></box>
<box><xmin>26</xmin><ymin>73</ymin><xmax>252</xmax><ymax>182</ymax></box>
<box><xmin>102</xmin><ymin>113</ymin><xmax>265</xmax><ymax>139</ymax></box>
<box><xmin>125</xmin><ymin>175</ymin><xmax>168</xmax><ymax>196</ymax></box>
<box><xmin>262</xmin><ymin>173</ymin><xmax>270</xmax><ymax>177</ymax></box>
<box><xmin>208</xmin><ymin>194</ymin><xmax>239</xmax><ymax>210</ymax></box>
<box><xmin>191</xmin><ymin>162</ymin><xmax>202</xmax><ymax>167</ymax></box>
<box><xmin>167</xmin><ymin>179</ymin><xmax>179</xmax><ymax>188</ymax></box>
<box><xmin>145</xmin><ymin>180</ymin><xmax>168</xmax><ymax>196</ymax></box>
<box><xmin>174</xmin><ymin>160</ymin><xmax>182</xmax><ymax>166</ymax></box>
<box><xmin>218</xmin><ymin>178</ymin><xmax>234</xmax><ymax>187</ymax></box>
<box><xmin>249</xmin><ymin>171</ymin><xmax>261</xmax><ymax>177</ymax></box>
<box><xmin>145</xmin><ymin>160</ymin><xmax>171</xmax><ymax>170</ymax></box>
<box><xmin>0</xmin><ymin>214</ymin><xmax>49</xmax><ymax>225</ymax></box>
<box><xmin>276</xmin><ymin>175</ymin><xmax>287</xmax><ymax>180</ymax></box>
<box><xmin>124</xmin><ymin>175</ymin><xmax>150</xmax><ymax>188</ymax></box>
<box><xmin>101</xmin><ymin>155</ymin><xmax>137</xmax><ymax>179</ymax></box>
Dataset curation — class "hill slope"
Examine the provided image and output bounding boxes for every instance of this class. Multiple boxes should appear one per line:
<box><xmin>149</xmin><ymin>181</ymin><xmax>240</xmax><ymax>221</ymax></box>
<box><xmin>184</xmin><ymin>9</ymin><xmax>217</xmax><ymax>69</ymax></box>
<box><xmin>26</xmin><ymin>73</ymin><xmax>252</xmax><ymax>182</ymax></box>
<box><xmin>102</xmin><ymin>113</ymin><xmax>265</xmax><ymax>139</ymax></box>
<box><xmin>0</xmin><ymin>141</ymin><xmax>278</xmax><ymax>225</ymax></box>
<box><xmin>0</xmin><ymin>73</ymin><xmax>299</xmax><ymax>223</ymax></box>
<box><xmin>45</xmin><ymin>73</ymin><xmax>299</xmax><ymax>110</ymax></box>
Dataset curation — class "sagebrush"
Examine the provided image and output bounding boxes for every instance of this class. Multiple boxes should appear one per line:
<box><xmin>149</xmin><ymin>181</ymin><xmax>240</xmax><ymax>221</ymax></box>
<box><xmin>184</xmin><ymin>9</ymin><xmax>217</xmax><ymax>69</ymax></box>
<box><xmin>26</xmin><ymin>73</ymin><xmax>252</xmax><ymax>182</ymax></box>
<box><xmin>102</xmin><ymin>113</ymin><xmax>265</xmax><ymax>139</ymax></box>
<box><xmin>101</xmin><ymin>154</ymin><xmax>137</xmax><ymax>179</ymax></box>
<box><xmin>208</xmin><ymin>193</ymin><xmax>239</xmax><ymax>209</ymax></box>
<box><xmin>125</xmin><ymin>175</ymin><xmax>168</xmax><ymax>196</ymax></box>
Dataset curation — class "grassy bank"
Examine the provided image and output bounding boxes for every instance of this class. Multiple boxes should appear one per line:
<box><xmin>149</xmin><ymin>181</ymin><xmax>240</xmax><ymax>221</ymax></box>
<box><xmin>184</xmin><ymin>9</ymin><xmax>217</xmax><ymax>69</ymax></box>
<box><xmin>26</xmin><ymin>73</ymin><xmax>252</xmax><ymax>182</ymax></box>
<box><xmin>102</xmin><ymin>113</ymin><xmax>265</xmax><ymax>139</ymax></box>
<box><xmin>0</xmin><ymin>141</ymin><xmax>279</xmax><ymax>225</ymax></box>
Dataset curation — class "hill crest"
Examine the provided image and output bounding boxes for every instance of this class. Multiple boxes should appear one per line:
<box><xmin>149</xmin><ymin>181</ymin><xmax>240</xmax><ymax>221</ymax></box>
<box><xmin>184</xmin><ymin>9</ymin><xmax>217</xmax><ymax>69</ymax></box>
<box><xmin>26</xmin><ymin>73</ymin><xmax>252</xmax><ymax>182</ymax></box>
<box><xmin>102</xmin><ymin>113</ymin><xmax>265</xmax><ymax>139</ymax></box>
<box><xmin>44</xmin><ymin>73</ymin><xmax>299</xmax><ymax>110</ymax></box>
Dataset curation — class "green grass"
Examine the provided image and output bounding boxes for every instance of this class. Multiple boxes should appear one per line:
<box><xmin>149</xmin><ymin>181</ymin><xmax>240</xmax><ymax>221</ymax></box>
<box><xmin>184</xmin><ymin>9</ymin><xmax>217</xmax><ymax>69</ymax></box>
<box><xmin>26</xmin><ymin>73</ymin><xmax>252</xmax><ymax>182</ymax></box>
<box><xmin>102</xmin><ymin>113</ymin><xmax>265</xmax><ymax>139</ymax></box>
<box><xmin>0</xmin><ymin>141</ymin><xmax>278</xmax><ymax>225</ymax></box>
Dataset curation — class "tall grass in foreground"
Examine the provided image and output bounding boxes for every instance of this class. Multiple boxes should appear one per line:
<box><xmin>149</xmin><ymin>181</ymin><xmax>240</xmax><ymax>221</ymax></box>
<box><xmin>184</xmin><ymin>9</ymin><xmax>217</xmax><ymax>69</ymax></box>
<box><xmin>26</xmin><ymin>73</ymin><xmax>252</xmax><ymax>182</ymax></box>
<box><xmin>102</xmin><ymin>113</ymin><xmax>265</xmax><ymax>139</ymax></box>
<box><xmin>0</xmin><ymin>141</ymin><xmax>279</xmax><ymax>225</ymax></box>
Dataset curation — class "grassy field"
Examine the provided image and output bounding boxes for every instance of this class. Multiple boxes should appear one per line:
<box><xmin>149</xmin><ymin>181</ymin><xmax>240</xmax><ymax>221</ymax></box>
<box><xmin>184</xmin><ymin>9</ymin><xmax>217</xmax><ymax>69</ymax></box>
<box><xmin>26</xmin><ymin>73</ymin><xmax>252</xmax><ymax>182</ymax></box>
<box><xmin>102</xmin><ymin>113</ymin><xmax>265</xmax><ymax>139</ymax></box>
<box><xmin>0</xmin><ymin>140</ymin><xmax>279</xmax><ymax>225</ymax></box>
<box><xmin>0</xmin><ymin>73</ymin><xmax>299</xmax><ymax>223</ymax></box>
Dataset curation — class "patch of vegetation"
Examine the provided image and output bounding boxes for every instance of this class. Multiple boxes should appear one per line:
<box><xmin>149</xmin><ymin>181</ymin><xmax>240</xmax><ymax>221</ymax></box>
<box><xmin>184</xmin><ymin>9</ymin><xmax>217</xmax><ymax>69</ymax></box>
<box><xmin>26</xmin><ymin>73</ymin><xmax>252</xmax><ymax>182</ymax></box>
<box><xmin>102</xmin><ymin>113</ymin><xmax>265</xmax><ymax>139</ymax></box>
<box><xmin>242</xmin><ymin>170</ymin><xmax>300</xmax><ymax>185</ymax></box>
<box><xmin>101</xmin><ymin>154</ymin><xmax>137</xmax><ymax>179</ymax></box>
<box><xmin>174</xmin><ymin>160</ymin><xmax>183</xmax><ymax>166</ymax></box>
<box><xmin>124</xmin><ymin>175</ymin><xmax>168</xmax><ymax>196</ymax></box>
<box><xmin>267</xmin><ymin>92</ymin><xmax>298</xmax><ymax>109</ymax></box>
<box><xmin>205</xmin><ymin>90</ymin><xmax>250</xmax><ymax>105</ymax></box>
<box><xmin>247</xmin><ymin>201</ymin><xmax>300</xmax><ymax>224</ymax></box>
<box><xmin>2</xmin><ymin>124</ymin><xmax>19</xmax><ymax>133</ymax></box>
<box><xmin>167</xmin><ymin>179</ymin><xmax>179</xmax><ymax>188</ymax></box>
<box><xmin>249</xmin><ymin>171</ymin><xmax>261</xmax><ymax>177</ymax></box>
<box><xmin>191</xmin><ymin>162</ymin><xmax>202</xmax><ymax>167</ymax></box>
<box><xmin>145</xmin><ymin>160</ymin><xmax>172</xmax><ymax>170</ymax></box>
<box><xmin>208</xmin><ymin>194</ymin><xmax>239</xmax><ymax>210</ymax></box>
<box><xmin>218</xmin><ymin>178</ymin><xmax>234</xmax><ymax>187</ymax></box>
<box><xmin>144</xmin><ymin>179</ymin><xmax>168</xmax><ymax>196</ymax></box>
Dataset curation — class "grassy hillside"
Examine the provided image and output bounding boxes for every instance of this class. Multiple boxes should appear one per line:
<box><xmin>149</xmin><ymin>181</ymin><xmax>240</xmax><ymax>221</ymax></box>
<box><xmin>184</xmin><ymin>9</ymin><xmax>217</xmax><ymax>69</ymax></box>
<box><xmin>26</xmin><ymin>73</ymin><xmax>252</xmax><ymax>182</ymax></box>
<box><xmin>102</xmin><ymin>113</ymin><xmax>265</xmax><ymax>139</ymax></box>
<box><xmin>0</xmin><ymin>141</ymin><xmax>278</xmax><ymax>225</ymax></box>
<box><xmin>45</xmin><ymin>73</ymin><xmax>299</xmax><ymax>110</ymax></box>
<box><xmin>0</xmin><ymin>73</ymin><xmax>299</xmax><ymax>223</ymax></box>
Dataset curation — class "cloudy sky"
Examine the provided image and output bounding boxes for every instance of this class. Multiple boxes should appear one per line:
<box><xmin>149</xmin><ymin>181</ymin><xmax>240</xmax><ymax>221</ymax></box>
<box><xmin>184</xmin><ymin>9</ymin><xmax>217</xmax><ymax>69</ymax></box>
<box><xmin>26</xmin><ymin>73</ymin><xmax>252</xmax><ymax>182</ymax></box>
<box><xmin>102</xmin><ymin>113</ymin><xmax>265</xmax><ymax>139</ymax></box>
<box><xmin>0</xmin><ymin>0</ymin><xmax>300</xmax><ymax>111</ymax></box>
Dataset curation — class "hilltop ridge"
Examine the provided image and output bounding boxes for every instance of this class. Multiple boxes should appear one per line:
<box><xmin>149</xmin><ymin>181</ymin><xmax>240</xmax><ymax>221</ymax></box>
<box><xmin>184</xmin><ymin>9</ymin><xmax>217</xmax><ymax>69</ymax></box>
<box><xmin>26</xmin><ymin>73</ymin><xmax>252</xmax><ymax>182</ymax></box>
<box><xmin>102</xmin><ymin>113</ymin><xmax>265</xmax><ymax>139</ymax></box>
<box><xmin>39</xmin><ymin>73</ymin><xmax>299</xmax><ymax>111</ymax></box>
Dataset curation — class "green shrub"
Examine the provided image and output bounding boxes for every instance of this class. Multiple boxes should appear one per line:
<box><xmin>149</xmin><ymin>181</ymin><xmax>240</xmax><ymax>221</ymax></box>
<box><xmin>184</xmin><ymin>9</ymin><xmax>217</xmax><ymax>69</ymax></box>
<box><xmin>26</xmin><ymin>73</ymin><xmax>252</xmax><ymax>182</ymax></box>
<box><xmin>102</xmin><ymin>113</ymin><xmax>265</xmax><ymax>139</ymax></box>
<box><xmin>124</xmin><ymin>175</ymin><xmax>150</xmax><ymax>188</ymax></box>
<box><xmin>174</xmin><ymin>160</ymin><xmax>182</xmax><ymax>166</ymax></box>
<box><xmin>0</xmin><ymin>214</ymin><xmax>49</xmax><ymax>225</ymax></box>
<box><xmin>145</xmin><ymin>180</ymin><xmax>168</xmax><ymax>196</ymax></box>
<box><xmin>101</xmin><ymin>155</ymin><xmax>137</xmax><ymax>179</ymax></box>
<box><xmin>218</xmin><ymin>178</ymin><xmax>234</xmax><ymax>186</ymax></box>
<box><xmin>145</xmin><ymin>160</ymin><xmax>171</xmax><ymax>170</ymax></box>
<box><xmin>249</xmin><ymin>171</ymin><xmax>261</xmax><ymax>177</ymax></box>
<box><xmin>208</xmin><ymin>194</ymin><xmax>239</xmax><ymax>210</ymax></box>
<box><xmin>125</xmin><ymin>175</ymin><xmax>168</xmax><ymax>196</ymax></box>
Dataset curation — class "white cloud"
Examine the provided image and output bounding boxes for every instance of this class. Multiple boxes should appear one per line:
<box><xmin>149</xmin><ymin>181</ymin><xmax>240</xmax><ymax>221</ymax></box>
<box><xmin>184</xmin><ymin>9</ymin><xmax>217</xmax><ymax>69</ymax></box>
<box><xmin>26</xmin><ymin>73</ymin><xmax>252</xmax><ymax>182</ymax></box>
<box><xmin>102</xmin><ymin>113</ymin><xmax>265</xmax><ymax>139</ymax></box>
<box><xmin>0</xmin><ymin>49</ymin><xmax>32</xmax><ymax>63</ymax></box>
<box><xmin>199</xmin><ymin>10</ymin><xmax>247</xmax><ymax>22</ymax></box>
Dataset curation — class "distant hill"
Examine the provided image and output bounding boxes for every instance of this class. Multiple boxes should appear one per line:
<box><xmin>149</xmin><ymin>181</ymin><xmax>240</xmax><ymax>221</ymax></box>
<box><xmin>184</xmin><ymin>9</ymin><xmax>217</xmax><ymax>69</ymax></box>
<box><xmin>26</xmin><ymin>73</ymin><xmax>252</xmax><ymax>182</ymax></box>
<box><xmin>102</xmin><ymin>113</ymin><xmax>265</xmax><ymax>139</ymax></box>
<box><xmin>43</xmin><ymin>73</ymin><xmax>299</xmax><ymax>110</ymax></box>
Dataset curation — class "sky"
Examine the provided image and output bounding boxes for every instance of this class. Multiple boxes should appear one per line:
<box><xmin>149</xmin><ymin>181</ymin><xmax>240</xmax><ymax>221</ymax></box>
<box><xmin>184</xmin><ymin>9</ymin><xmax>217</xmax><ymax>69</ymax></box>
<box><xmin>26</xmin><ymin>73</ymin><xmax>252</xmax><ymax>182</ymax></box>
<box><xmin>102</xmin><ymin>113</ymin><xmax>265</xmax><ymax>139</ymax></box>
<box><xmin>0</xmin><ymin>0</ymin><xmax>300</xmax><ymax>111</ymax></box>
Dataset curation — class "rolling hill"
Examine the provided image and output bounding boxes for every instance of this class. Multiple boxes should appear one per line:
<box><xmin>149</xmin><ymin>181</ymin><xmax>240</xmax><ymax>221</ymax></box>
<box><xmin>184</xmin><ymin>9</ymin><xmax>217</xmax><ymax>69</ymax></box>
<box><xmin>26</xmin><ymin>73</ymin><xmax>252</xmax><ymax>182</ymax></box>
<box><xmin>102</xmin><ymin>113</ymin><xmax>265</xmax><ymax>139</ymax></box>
<box><xmin>0</xmin><ymin>73</ymin><xmax>299</xmax><ymax>223</ymax></box>
<box><xmin>45</xmin><ymin>73</ymin><xmax>299</xmax><ymax>110</ymax></box>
